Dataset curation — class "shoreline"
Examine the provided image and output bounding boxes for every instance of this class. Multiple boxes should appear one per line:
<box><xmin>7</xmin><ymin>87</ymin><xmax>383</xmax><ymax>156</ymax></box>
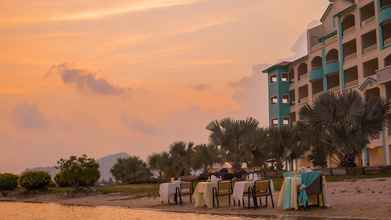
<box><xmin>1</xmin><ymin>177</ymin><xmax>391</xmax><ymax>220</ymax></box>
<box><xmin>0</xmin><ymin>199</ymin><xmax>381</xmax><ymax>220</ymax></box>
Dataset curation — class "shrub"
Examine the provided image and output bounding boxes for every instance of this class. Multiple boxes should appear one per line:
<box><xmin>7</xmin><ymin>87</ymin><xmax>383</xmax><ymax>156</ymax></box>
<box><xmin>111</xmin><ymin>156</ymin><xmax>151</xmax><ymax>184</ymax></box>
<box><xmin>0</xmin><ymin>173</ymin><xmax>18</xmax><ymax>196</ymax></box>
<box><xmin>55</xmin><ymin>155</ymin><xmax>100</xmax><ymax>188</ymax></box>
<box><xmin>19</xmin><ymin>171</ymin><xmax>51</xmax><ymax>191</ymax></box>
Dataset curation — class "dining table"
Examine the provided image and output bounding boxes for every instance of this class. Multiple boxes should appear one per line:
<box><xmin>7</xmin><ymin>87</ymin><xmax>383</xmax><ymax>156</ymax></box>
<box><xmin>192</xmin><ymin>181</ymin><xmax>218</xmax><ymax>208</ymax></box>
<box><xmin>277</xmin><ymin>172</ymin><xmax>329</xmax><ymax>210</ymax></box>
<box><xmin>159</xmin><ymin>181</ymin><xmax>181</xmax><ymax>204</ymax></box>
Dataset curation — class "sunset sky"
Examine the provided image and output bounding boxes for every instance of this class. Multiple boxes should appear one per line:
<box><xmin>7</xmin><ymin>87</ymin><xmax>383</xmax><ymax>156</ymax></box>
<box><xmin>0</xmin><ymin>0</ymin><xmax>328</xmax><ymax>172</ymax></box>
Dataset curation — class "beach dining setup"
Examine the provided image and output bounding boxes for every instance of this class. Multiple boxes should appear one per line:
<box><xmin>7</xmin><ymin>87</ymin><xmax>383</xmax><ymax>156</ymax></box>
<box><xmin>159</xmin><ymin>169</ymin><xmax>329</xmax><ymax>211</ymax></box>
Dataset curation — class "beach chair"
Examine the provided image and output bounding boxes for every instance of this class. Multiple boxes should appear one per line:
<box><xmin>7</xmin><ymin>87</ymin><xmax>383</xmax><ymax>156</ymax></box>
<box><xmin>176</xmin><ymin>181</ymin><xmax>193</xmax><ymax>205</ymax></box>
<box><xmin>212</xmin><ymin>180</ymin><xmax>233</xmax><ymax>208</ymax></box>
<box><xmin>297</xmin><ymin>173</ymin><xmax>324</xmax><ymax>208</ymax></box>
<box><xmin>252</xmin><ymin>179</ymin><xmax>274</xmax><ymax>208</ymax></box>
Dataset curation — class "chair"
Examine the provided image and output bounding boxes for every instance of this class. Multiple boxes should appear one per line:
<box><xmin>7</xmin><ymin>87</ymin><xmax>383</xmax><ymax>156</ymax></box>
<box><xmin>212</xmin><ymin>181</ymin><xmax>233</xmax><ymax>208</ymax></box>
<box><xmin>298</xmin><ymin>173</ymin><xmax>324</xmax><ymax>208</ymax></box>
<box><xmin>233</xmin><ymin>185</ymin><xmax>253</xmax><ymax>208</ymax></box>
<box><xmin>252</xmin><ymin>180</ymin><xmax>274</xmax><ymax>208</ymax></box>
<box><xmin>176</xmin><ymin>182</ymin><xmax>193</xmax><ymax>205</ymax></box>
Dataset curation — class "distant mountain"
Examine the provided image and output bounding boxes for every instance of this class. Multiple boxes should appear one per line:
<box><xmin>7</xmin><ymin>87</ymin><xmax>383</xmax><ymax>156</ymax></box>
<box><xmin>97</xmin><ymin>152</ymin><xmax>129</xmax><ymax>182</ymax></box>
<box><xmin>27</xmin><ymin>152</ymin><xmax>130</xmax><ymax>182</ymax></box>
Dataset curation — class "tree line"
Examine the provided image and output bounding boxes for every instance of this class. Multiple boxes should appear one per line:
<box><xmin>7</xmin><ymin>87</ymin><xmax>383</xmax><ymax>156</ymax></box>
<box><xmin>0</xmin><ymin>91</ymin><xmax>387</xmax><ymax>193</ymax></box>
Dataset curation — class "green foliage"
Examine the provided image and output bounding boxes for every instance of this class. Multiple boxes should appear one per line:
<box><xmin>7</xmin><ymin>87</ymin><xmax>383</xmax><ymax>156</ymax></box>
<box><xmin>300</xmin><ymin>91</ymin><xmax>387</xmax><ymax>167</ymax></box>
<box><xmin>148</xmin><ymin>152</ymin><xmax>171</xmax><ymax>178</ymax></box>
<box><xmin>168</xmin><ymin>142</ymin><xmax>194</xmax><ymax>177</ymax></box>
<box><xmin>191</xmin><ymin>144</ymin><xmax>222</xmax><ymax>173</ymax></box>
<box><xmin>19</xmin><ymin>171</ymin><xmax>51</xmax><ymax>191</ymax></box>
<box><xmin>111</xmin><ymin>156</ymin><xmax>151</xmax><ymax>183</ymax></box>
<box><xmin>0</xmin><ymin>173</ymin><xmax>18</xmax><ymax>195</ymax></box>
<box><xmin>55</xmin><ymin>155</ymin><xmax>100</xmax><ymax>188</ymax></box>
<box><xmin>206</xmin><ymin>117</ymin><xmax>260</xmax><ymax>170</ymax></box>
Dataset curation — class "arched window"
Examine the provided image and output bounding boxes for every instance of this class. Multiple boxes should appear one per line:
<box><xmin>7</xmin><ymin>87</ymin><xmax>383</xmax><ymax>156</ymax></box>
<box><xmin>297</xmin><ymin>63</ymin><xmax>308</xmax><ymax>80</ymax></box>
<box><xmin>311</xmin><ymin>56</ymin><xmax>322</xmax><ymax>70</ymax></box>
<box><xmin>342</xmin><ymin>14</ymin><xmax>355</xmax><ymax>33</ymax></box>
<box><xmin>326</xmin><ymin>49</ymin><xmax>339</xmax><ymax>64</ymax></box>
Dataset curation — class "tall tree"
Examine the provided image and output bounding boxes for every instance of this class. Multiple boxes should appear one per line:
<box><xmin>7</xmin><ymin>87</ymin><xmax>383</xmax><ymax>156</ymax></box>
<box><xmin>300</xmin><ymin>91</ymin><xmax>388</xmax><ymax>167</ymax></box>
<box><xmin>111</xmin><ymin>156</ymin><xmax>151</xmax><ymax>183</ymax></box>
<box><xmin>191</xmin><ymin>144</ymin><xmax>222</xmax><ymax>173</ymax></box>
<box><xmin>168</xmin><ymin>141</ymin><xmax>194</xmax><ymax>177</ymax></box>
<box><xmin>148</xmin><ymin>152</ymin><xmax>171</xmax><ymax>178</ymax></box>
<box><xmin>206</xmin><ymin>117</ymin><xmax>259</xmax><ymax>170</ymax></box>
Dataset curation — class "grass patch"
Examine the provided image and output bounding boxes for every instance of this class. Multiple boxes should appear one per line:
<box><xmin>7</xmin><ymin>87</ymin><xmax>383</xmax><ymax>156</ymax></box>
<box><xmin>96</xmin><ymin>184</ymin><xmax>159</xmax><ymax>197</ymax></box>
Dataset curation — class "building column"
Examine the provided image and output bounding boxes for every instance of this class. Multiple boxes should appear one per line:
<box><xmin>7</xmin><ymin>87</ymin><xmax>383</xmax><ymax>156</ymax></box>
<box><xmin>336</xmin><ymin>16</ymin><xmax>345</xmax><ymax>90</ymax></box>
<box><xmin>362</xmin><ymin>147</ymin><xmax>369</xmax><ymax>167</ymax></box>
<box><xmin>379</xmin><ymin>84</ymin><xmax>390</xmax><ymax>165</ymax></box>
<box><xmin>322</xmin><ymin>48</ymin><xmax>328</xmax><ymax>91</ymax></box>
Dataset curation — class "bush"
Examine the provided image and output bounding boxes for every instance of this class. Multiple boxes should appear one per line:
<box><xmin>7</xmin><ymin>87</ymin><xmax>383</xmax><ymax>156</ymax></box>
<box><xmin>55</xmin><ymin>155</ymin><xmax>100</xmax><ymax>188</ymax></box>
<box><xmin>0</xmin><ymin>173</ymin><xmax>18</xmax><ymax>196</ymax></box>
<box><xmin>111</xmin><ymin>156</ymin><xmax>151</xmax><ymax>184</ymax></box>
<box><xmin>19</xmin><ymin>171</ymin><xmax>51</xmax><ymax>191</ymax></box>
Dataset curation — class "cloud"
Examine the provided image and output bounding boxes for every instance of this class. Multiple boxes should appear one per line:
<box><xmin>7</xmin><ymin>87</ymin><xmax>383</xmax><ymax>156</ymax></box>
<box><xmin>121</xmin><ymin>115</ymin><xmax>158</xmax><ymax>136</ymax></box>
<box><xmin>191</xmin><ymin>83</ymin><xmax>211</xmax><ymax>91</ymax></box>
<box><xmin>228</xmin><ymin>64</ymin><xmax>269</xmax><ymax>126</ymax></box>
<box><xmin>49</xmin><ymin>64</ymin><xmax>126</xmax><ymax>96</ymax></box>
<box><xmin>51</xmin><ymin>0</ymin><xmax>206</xmax><ymax>21</ymax></box>
<box><xmin>12</xmin><ymin>103</ymin><xmax>47</xmax><ymax>129</ymax></box>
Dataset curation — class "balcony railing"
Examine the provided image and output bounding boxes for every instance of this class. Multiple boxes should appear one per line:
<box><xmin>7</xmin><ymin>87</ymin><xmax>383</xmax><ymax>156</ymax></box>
<box><xmin>312</xmin><ymin>92</ymin><xmax>322</xmax><ymax>101</ymax></box>
<box><xmin>343</xmin><ymin>26</ymin><xmax>355</xmax><ymax>37</ymax></box>
<box><xmin>344</xmin><ymin>53</ymin><xmax>357</xmax><ymax>61</ymax></box>
<box><xmin>328</xmin><ymin>86</ymin><xmax>340</xmax><ymax>94</ymax></box>
<box><xmin>361</xmin><ymin>16</ymin><xmax>375</xmax><ymax>26</ymax></box>
<box><xmin>384</xmin><ymin>37</ymin><xmax>391</xmax><ymax>46</ymax></box>
<box><xmin>363</xmin><ymin>44</ymin><xmax>377</xmax><ymax>54</ymax></box>
<box><xmin>298</xmin><ymin>97</ymin><xmax>309</xmax><ymax>104</ymax></box>
<box><xmin>345</xmin><ymin>80</ymin><xmax>359</xmax><ymax>90</ymax></box>
<box><xmin>376</xmin><ymin>65</ymin><xmax>391</xmax><ymax>83</ymax></box>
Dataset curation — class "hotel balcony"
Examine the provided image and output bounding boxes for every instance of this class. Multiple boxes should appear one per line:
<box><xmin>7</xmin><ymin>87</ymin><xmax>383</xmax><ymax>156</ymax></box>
<box><xmin>362</xmin><ymin>29</ymin><xmax>377</xmax><ymax>55</ymax></box>
<box><xmin>360</xmin><ymin>2</ymin><xmax>375</xmax><ymax>26</ymax></box>
<box><xmin>310</xmin><ymin>56</ymin><xmax>323</xmax><ymax>81</ymax></box>
<box><xmin>325</xmin><ymin>49</ymin><xmax>339</xmax><ymax>76</ymax></box>
<box><xmin>342</xmin><ymin>13</ymin><xmax>355</xmax><ymax>39</ymax></box>
<box><xmin>377</xmin><ymin>65</ymin><xmax>391</xmax><ymax>83</ymax></box>
<box><xmin>343</xmin><ymin>39</ymin><xmax>357</xmax><ymax>64</ymax></box>
<box><xmin>344</xmin><ymin>66</ymin><xmax>359</xmax><ymax>90</ymax></box>
<box><xmin>380</xmin><ymin>0</ymin><xmax>391</xmax><ymax>24</ymax></box>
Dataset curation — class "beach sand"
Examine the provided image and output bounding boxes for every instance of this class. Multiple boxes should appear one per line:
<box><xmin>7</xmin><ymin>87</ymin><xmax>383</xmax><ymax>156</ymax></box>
<box><xmin>1</xmin><ymin>177</ymin><xmax>391</xmax><ymax>219</ymax></box>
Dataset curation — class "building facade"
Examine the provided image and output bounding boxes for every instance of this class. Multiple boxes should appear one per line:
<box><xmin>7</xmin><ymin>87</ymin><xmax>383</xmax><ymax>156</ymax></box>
<box><xmin>262</xmin><ymin>0</ymin><xmax>391</xmax><ymax>167</ymax></box>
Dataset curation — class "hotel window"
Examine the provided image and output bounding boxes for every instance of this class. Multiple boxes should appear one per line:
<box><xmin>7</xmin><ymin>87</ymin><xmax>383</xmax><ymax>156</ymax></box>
<box><xmin>281</xmin><ymin>73</ymin><xmax>289</xmax><ymax>82</ymax></box>
<box><xmin>270</xmin><ymin>75</ymin><xmax>277</xmax><ymax>83</ymax></box>
<box><xmin>282</xmin><ymin>118</ymin><xmax>289</xmax><ymax>126</ymax></box>
<box><xmin>271</xmin><ymin>96</ymin><xmax>278</xmax><ymax>104</ymax></box>
<box><xmin>272</xmin><ymin>119</ymin><xmax>279</xmax><ymax>126</ymax></box>
<box><xmin>360</xmin><ymin>2</ymin><xmax>375</xmax><ymax>24</ymax></box>
<box><xmin>281</xmin><ymin>95</ymin><xmax>289</xmax><ymax>104</ymax></box>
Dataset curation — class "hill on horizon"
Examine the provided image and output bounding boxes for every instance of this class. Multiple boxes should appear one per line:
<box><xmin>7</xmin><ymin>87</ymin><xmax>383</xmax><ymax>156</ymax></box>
<box><xmin>27</xmin><ymin>152</ymin><xmax>130</xmax><ymax>182</ymax></box>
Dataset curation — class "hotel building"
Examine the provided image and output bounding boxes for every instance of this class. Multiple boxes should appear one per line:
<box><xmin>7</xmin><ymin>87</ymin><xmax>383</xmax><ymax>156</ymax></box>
<box><xmin>262</xmin><ymin>0</ymin><xmax>391</xmax><ymax>167</ymax></box>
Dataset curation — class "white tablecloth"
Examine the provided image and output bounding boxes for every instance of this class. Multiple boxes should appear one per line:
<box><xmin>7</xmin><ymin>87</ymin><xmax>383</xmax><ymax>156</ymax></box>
<box><xmin>159</xmin><ymin>182</ymin><xmax>181</xmax><ymax>203</ymax></box>
<box><xmin>232</xmin><ymin>181</ymin><xmax>253</xmax><ymax>201</ymax></box>
<box><xmin>193</xmin><ymin>182</ymin><xmax>217</xmax><ymax>208</ymax></box>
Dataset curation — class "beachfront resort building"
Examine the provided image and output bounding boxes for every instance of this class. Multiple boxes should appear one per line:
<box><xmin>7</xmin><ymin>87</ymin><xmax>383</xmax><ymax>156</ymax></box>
<box><xmin>262</xmin><ymin>0</ymin><xmax>391</xmax><ymax>168</ymax></box>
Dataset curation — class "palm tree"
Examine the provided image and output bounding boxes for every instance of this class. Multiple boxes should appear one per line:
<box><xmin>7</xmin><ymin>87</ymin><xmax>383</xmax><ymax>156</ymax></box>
<box><xmin>168</xmin><ymin>141</ymin><xmax>194</xmax><ymax>177</ymax></box>
<box><xmin>300</xmin><ymin>90</ymin><xmax>388</xmax><ymax>167</ymax></box>
<box><xmin>266</xmin><ymin>125</ymin><xmax>308</xmax><ymax>171</ymax></box>
<box><xmin>243</xmin><ymin>127</ymin><xmax>269</xmax><ymax>168</ymax></box>
<box><xmin>191</xmin><ymin>144</ymin><xmax>222</xmax><ymax>174</ymax></box>
<box><xmin>206</xmin><ymin>117</ymin><xmax>259</xmax><ymax>171</ymax></box>
<box><xmin>148</xmin><ymin>152</ymin><xmax>171</xmax><ymax>178</ymax></box>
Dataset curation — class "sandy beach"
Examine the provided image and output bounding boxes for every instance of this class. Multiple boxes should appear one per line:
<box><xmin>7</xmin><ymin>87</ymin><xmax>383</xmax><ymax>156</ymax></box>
<box><xmin>1</xmin><ymin>177</ymin><xmax>391</xmax><ymax>219</ymax></box>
